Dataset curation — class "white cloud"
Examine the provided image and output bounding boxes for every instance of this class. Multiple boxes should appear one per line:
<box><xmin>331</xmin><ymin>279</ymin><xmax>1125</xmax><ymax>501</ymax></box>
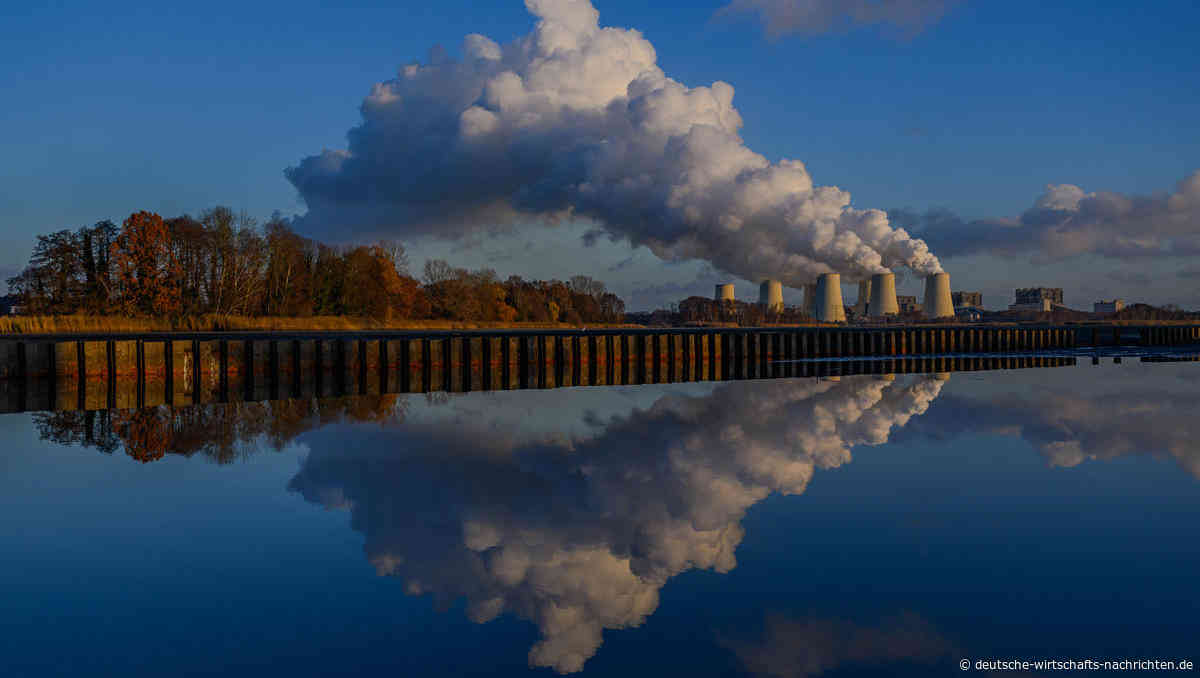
<box><xmin>892</xmin><ymin>170</ymin><xmax>1200</xmax><ymax>261</ymax></box>
<box><xmin>287</xmin><ymin>0</ymin><xmax>943</xmax><ymax>287</ymax></box>
<box><xmin>716</xmin><ymin>0</ymin><xmax>960</xmax><ymax>40</ymax></box>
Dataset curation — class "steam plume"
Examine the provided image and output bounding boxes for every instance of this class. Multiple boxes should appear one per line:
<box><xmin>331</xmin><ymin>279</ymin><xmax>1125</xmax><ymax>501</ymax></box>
<box><xmin>286</xmin><ymin>0</ymin><xmax>943</xmax><ymax>285</ymax></box>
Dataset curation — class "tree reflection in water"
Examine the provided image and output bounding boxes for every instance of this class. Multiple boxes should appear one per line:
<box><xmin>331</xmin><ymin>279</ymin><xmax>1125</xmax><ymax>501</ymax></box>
<box><xmin>33</xmin><ymin>394</ymin><xmax>409</xmax><ymax>464</ymax></box>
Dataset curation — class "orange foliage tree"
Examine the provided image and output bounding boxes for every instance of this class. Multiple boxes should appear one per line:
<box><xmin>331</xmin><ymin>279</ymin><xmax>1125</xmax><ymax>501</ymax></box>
<box><xmin>110</xmin><ymin>211</ymin><xmax>184</xmax><ymax>316</ymax></box>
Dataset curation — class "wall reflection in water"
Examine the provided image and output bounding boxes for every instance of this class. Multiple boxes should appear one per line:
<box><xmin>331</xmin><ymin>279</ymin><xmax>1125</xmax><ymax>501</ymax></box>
<box><xmin>28</xmin><ymin>361</ymin><xmax>1200</xmax><ymax>674</ymax></box>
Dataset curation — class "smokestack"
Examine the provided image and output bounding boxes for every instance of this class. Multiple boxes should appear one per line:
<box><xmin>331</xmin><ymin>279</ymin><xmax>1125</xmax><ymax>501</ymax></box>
<box><xmin>715</xmin><ymin>283</ymin><xmax>735</xmax><ymax>302</ymax></box>
<box><xmin>758</xmin><ymin>279</ymin><xmax>783</xmax><ymax>312</ymax></box>
<box><xmin>868</xmin><ymin>272</ymin><xmax>899</xmax><ymax>317</ymax></box>
<box><xmin>923</xmin><ymin>272</ymin><xmax>954</xmax><ymax>319</ymax></box>
<box><xmin>814</xmin><ymin>273</ymin><xmax>846</xmax><ymax>323</ymax></box>
<box><xmin>854</xmin><ymin>279</ymin><xmax>871</xmax><ymax>316</ymax></box>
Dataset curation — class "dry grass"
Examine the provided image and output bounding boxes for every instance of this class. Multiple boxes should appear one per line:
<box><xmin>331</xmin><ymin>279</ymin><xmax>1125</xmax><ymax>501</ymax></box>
<box><xmin>2</xmin><ymin>314</ymin><xmax>1193</xmax><ymax>335</ymax></box>
<box><xmin>0</xmin><ymin>314</ymin><xmax>645</xmax><ymax>335</ymax></box>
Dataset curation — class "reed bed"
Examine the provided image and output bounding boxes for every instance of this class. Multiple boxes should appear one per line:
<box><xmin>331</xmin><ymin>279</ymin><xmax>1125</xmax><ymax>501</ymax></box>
<box><xmin>0</xmin><ymin>315</ymin><xmax>644</xmax><ymax>335</ymax></box>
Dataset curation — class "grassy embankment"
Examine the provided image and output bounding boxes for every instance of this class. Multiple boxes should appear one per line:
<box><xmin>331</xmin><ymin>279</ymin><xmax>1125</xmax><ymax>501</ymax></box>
<box><xmin>0</xmin><ymin>315</ymin><xmax>645</xmax><ymax>335</ymax></box>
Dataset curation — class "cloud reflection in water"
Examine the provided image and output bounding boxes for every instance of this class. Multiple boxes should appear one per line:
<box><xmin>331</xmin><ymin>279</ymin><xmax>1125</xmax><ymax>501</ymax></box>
<box><xmin>287</xmin><ymin>375</ymin><xmax>945</xmax><ymax>672</ymax></box>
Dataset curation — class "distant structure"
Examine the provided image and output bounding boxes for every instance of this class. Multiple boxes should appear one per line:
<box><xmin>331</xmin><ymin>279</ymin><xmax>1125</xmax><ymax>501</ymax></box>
<box><xmin>1009</xmin><ymin>299</ymin><xmax>1051</xmax><ymax>312</ymax></box>
<box><xmin>854</xmin><ymin>280</ymin><xmax>871</xmax><ymax>316</ymax></box>
<box><xmin>868</xmin><ymin>272</ymin><xmax>899</xmax><ymax>317</ymax></box>
<box><xmin>952</xmin><ymin>291</ymin><xmax>982</xmax><ymax>309</ymax></box>
<box><xmin>1009</xmin><ymin>287</ymin><xmax>1065</xmax><ymax>312</ymax></box>
<box><xmin>1094</xmin><ymin>299</ymin><xmax>1125</xmax><ymax>314</ymax></box>
<box><xmin>955</xmin><ymin>307</ymin><xmax>983</xmax><ymax>322</ymax></box>
<box><xmin>715</xmin><ymin>283</ymin><xmax>735</xmax><ymax>302</ymax></box>
<box><xmin>758</xmin><ymin>280</ymin><xmax>783</xmax><ymax>312</ymax></box>
<box><xmin>802</xmin><ymin>284</ymin><xmax>816</xmax><ymax>317</ymax></box>
<box><xmin>923</xmin><ymin>273</ymin><xmax>954</xmax><ymax>318</ymax></box>
<box><xmin>1015</xmin><ymin>287</ymin><xmax>1063</xmax><ymax>306</ymax></box>
<box><xmin>814</xmin><ymin>273</ymin><xmax>846</xmax><ymax>323</ymax></box>
<box><xmin>897</xmin><ymin>296</ymin><xmax>921</xmax><ymax>314</ymax></box>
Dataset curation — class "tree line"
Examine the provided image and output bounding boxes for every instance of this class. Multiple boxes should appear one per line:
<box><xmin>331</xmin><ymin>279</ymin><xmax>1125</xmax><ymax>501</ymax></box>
<box><xmin>6</xmin><ymin>208</ymin><xmax>625</xmax><ymax>323</ymax></box>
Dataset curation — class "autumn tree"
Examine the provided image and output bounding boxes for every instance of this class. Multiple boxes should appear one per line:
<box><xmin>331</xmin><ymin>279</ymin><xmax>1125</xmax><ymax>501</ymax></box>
<box><xmin>110</xmin><ymin>211</ymin><xmax>183</xmax><ymax>316</ymax></box>
<box><xmin>165</xmin><ymin>215</ymin><xmax>210</xmax><ymax>314</ymax></box>
<box><xmin>262</xmin><ymin>216</ymin><xmax>315</xmax><ymax>316</ymax></box>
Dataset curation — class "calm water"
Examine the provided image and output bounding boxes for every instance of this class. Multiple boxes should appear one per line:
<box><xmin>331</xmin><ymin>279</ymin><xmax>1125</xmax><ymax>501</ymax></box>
<box><xmin>3</xmin><ymin>358</ymin><xmax>1199</xmax><ymax>677</ymax></box>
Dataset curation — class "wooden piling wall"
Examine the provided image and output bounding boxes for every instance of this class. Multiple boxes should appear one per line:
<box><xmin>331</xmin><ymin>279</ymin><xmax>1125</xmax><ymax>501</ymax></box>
<box><xmin>0</xmin><ymin>323</ymin><xmax>1197</xmax><ymax>412</ymax></box>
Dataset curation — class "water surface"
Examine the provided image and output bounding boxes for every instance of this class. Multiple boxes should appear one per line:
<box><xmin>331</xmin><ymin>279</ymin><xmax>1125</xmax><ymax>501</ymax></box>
<box><xmin>3</xmin><ymin>358</ymin><xmax>1198</xmax><ymax>676</ymax></box>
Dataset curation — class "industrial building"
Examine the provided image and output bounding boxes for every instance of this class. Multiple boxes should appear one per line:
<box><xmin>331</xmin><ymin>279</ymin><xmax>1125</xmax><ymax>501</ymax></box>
<box><xmin>758</xmin><ymin>280</ymin><xmax>783</xmax><ymax>312</ymax></box>
<box><xmin>923</xmin><ymin>273</ymin><xmax>954</xmax><ymax>318</ymax></box>
<box><xmin>854</xmin><ymin>280</ymin><xmax>871</xmax><ymax>316</ymax></box>
<box><xmin>868</xmin><ymin>272</ymin><xmax>900</xmax><ymax>317</ymax></box>
<box><xmin>1010</xmin><ymin>287</ymin><xmax>1065</xmax><ymax>312</ymax></box>
<box><xmin>814</xmin><ymin>273</ymin><xmax>846</xmax><ymax>322</ymax></box>
<box><xmin>952</xmin><ymin>291</ymin><xmax>982</xmax><ymax>309</ymax></box>
<box><xmin>1009</xmin><ymin>298</ymin><xmax>1052</xmax><ymax>312</ymax></box>
<box><xmin>1094</xmin><ymin>299</ymin><xmax>1125</xmax><ymax>314</ymax></box>
<box><xmin>897</xmin><ymin>296</ymin><xmax>921</xmax><ymax>314</ymax></box>
<box><xmin>1015</xmin><ymin>288</ymin><xmax>1064</xmax><ymax>305</ymax></box>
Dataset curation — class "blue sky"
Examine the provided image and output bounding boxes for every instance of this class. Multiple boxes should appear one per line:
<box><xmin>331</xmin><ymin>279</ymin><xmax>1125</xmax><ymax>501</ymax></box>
<box><xmin>3</xmin><ymin>0</ymin><xmax>1198</xmax><ymax>308</ymax></box>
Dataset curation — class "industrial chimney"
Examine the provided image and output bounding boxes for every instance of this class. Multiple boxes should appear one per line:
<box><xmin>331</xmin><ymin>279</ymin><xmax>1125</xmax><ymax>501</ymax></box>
<box><xmin>923</xmin><ymin>273</ymin><xmax>954</xmax><ymax>319</ymax></box>
<box><xmin>868</xmin><ymin>272</ymin><xmax>900</xmax><ymax>317</ymax></box>
<box><xmin>759</xmin><ymin>279</ymin><xmax>783</xmax><ymax>312</ymax></box>
<box><xmin>715</xmin><ymin>283</ymin><xmax>735</xmax><ymax>302</ymax></box>
<box><xmin>814</xmin><ymin>273</ymin><xmax>846</xmax><ymax>323</ymax></box>
<box><xmin>854</xmin><ymin>279</ymin><xmax>871</xmax><ymax>316</ymax></box>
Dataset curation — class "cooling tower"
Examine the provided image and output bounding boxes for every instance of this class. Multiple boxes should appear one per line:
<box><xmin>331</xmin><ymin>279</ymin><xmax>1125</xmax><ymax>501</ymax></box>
<box><xmin>868</xmin><ymin>272</ymin><xmax>899</xmax><ymax>317</ymax></box>
<box><xmin>923</xmin><ymin>273</ymin><xmax>954</xmax><ymax>319</ymax></box>
<box><xmin>854</xmin><ymin>279</ymin><xmax>871</xmax><ymax>315</ymax></box>
<box><xmin>715</xmin><ymin>283</ymin><xmax>735</xmax><ymax>302</ymax></box>
<box><xmin>814</xmin><ymin>273</ymin><xmax>846</xmax><ymax>323</ymax></box>
<box><xmin>758</xmin><ymin>279</ymin><xmax>783</xmax><ymax>312</ymax></box>
<box><xmin>802</xmin><ymin>284</ymin><xmax>815</xmax><ymax>317</ymax></box>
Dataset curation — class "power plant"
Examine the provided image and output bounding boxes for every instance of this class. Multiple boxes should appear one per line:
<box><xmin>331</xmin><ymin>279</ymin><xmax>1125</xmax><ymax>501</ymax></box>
<box><xmin>702</xmin><ymin>268</ymin><xmax>991</xmax><ymax>324</ymax></box>
<box><xmin>854</xmin><ymin>280</ymin><xmax>871</xmax><ymax>316</ymax></box>
<box><xmin>758</xmin><ymin>280</ymin><xmax>783</xmax><ymax>312</ymax></box>
<box><xmin>814</xmin><ymin>273</ymin><xmax>846</xmax><ymax>323</ymax></box>
<box><xmin>923</xmin><ymin>272</ymin><xmax>954</xmax><ymax>319</ymax></box>
<box><xmin>868</xmin><ymin>272</ymin><xmax>899</xmax><ymax>317</ymax></box>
